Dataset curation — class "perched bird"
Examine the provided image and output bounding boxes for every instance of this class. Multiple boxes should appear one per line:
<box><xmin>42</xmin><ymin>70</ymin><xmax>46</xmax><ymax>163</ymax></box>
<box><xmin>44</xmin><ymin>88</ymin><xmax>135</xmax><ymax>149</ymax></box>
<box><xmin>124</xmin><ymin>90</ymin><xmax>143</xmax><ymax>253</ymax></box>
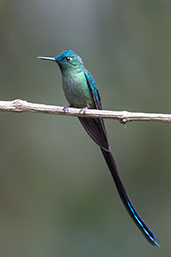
<box><xmin>38</xmin><ymin>50</ymin><xmax>159</xmax><ymax>247</ymax></box>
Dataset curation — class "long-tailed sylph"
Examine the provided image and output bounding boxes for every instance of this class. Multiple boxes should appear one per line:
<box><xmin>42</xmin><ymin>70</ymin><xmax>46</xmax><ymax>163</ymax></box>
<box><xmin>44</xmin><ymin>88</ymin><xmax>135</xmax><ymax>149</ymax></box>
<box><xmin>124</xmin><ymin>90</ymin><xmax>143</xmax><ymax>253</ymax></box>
<box><xmin>38</xmin><ymin>50</ymin><xmax>159</xmax><ymax>247</ymax></box>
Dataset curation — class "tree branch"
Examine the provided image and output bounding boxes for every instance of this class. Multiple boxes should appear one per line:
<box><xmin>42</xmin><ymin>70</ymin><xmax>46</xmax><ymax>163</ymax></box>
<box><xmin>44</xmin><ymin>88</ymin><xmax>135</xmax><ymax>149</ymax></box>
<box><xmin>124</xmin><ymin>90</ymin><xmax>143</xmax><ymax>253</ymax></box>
<box><xmin>0</xmin><ymin>99</ymin><xmax>171</xmax><ymax>124</ymax></box>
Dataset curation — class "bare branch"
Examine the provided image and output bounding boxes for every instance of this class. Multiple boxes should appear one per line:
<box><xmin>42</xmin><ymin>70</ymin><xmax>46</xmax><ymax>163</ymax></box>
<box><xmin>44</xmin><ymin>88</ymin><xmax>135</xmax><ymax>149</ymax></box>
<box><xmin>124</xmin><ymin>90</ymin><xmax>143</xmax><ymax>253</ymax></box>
<box><xmin>0</xmin><ymin>99</ymin><xmax>171</xmax><ymax>124</ymax></box>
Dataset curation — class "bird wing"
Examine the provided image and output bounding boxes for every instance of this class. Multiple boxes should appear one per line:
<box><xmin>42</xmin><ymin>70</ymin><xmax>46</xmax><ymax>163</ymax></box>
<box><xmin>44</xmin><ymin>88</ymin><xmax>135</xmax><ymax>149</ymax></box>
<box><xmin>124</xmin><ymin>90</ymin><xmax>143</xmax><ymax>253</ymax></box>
<box><xmin>80</xmin><ymin>71</ymin><xmax>160</xmax><ymax>247</ymax></box>
<box><xmin>78</xmin><ymin>70</ymin><xmax>109</xmax><ymax>151</ymax></box>
<box><xmin>79</xmin><ymin>71</ymin><xmax>160</xmax><ymax>246</ymax></box>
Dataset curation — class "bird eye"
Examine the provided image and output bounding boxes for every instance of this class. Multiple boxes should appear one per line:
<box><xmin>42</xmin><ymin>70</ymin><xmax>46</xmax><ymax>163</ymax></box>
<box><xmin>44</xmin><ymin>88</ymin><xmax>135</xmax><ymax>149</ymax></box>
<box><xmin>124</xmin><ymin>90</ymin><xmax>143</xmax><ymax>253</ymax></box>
<box><xmin>63</xmin><ymin>56</ymin><xmax>72</xmax><ymax>61</ymax></box>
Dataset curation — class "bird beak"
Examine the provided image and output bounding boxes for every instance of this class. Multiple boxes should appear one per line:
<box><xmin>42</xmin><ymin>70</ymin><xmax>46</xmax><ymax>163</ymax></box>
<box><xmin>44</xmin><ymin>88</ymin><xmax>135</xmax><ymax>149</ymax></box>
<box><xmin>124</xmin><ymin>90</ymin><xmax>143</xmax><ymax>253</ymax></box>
<box><xmin>37</xmin><ymin>56</ymin><xmax>56</xmax><ymax>62</ymax></box>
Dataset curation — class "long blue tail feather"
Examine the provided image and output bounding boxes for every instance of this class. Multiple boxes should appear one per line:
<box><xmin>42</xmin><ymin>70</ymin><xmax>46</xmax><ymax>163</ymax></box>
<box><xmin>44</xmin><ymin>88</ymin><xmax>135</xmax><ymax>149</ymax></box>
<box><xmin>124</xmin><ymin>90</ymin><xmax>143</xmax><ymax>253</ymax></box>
<box><xmin>101</xmin><ymin>148</ymin><xmax>160</xmax><ymax>247</ymax></box>
<box><xmin>78</xmin><ymin>117</ymin><xmax>159</xmax><ymax>246</ymax></box>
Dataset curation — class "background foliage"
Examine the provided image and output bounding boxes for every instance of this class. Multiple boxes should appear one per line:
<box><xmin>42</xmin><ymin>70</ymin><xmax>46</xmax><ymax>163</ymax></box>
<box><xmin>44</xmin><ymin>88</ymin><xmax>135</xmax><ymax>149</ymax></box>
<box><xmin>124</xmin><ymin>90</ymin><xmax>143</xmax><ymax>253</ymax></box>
<box><xmin>0</xmin><ymin>0</ymin><xmax>171</xmax><ymax>256</ymax></box>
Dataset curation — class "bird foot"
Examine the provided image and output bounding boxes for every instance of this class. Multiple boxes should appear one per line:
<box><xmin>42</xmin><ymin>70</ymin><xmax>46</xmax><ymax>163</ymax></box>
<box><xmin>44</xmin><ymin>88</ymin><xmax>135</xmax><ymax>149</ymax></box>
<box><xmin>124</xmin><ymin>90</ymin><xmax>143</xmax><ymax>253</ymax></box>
<box><xmin>80</xmin><ymin>104</ymin><xmax>90</xmax><ymax>114</ymax></box>
<box><xmin>63</xmin><ymin>105</ymin><xmax>71</xmax><ymax>113</ymax></box>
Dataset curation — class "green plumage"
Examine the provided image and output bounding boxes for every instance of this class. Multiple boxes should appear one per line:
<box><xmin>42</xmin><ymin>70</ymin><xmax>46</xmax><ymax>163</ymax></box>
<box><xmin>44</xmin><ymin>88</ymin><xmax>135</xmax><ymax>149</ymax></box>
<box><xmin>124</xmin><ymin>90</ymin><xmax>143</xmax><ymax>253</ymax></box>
<box><xmin>62</xmin><ymin>70</ymin><xmax>95</xmax><ymax>108</ymax></box>
<box><xmin>38</xmin><ymin>50</ymin><xmax>160</xmax><ymax>247</ymax></box>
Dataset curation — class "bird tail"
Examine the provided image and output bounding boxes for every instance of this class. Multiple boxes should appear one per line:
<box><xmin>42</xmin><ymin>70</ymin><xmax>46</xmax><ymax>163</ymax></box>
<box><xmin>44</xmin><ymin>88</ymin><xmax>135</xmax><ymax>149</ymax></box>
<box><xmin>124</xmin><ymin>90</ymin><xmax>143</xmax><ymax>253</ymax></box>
<box><xmin>101</xmin><ymin>148</ymin><xmax>160</xmax><ymax>247</ymax></box>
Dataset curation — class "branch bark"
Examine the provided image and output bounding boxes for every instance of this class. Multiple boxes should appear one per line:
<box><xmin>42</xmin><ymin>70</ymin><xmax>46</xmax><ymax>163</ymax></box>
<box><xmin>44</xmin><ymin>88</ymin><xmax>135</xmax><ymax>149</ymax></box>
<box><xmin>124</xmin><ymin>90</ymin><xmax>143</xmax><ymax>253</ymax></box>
<box><xmin>0</xmin><ymin>99</ymin><xmax>171</xmax><ymax>124</ymax></box>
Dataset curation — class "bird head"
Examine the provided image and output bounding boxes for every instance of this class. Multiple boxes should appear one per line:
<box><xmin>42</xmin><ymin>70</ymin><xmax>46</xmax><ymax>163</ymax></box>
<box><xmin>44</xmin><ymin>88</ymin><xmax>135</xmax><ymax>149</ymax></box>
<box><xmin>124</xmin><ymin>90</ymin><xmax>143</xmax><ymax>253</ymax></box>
<box><xmin>37</xmin><ymin>50</ymin><xmax>84</xmax><ymax>73</ymax></box>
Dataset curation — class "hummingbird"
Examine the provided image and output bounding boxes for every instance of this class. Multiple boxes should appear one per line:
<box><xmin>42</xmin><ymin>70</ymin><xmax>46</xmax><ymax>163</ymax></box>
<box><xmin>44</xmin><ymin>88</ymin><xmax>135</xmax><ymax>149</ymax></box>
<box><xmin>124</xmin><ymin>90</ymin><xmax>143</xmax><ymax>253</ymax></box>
<box><xmin>37</xmin><ymin>50</ymin><xmax>159</xmax><ymax>247</ymax></box>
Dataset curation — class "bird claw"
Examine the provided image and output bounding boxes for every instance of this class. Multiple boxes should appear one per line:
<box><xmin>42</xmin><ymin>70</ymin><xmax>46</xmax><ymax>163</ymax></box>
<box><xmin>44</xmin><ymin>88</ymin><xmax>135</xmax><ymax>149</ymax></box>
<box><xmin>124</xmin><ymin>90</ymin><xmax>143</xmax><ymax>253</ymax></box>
<box><xmin>80</xmin><ymin>104</ymin><xmax>90</xmax><ymax>114</ymax></box>
<box><xmin>63</xmin><ymin>105</ymin><xmax>71</xmax><ymax>113</ymax></box>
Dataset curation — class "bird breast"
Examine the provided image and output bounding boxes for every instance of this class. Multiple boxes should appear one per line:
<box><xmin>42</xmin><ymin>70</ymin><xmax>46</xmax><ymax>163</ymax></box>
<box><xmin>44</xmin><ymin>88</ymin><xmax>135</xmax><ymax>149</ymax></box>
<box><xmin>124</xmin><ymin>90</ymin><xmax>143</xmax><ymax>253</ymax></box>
<box><xmin>62</xmin><ymin>73</ymin><xmax>95</xmax><ymax>108</ymax></box>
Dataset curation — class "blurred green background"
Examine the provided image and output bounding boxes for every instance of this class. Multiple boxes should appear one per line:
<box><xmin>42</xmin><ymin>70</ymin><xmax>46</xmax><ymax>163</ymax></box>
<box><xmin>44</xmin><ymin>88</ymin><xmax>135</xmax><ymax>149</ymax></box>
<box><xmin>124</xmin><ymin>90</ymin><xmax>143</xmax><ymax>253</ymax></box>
<box><xmin>0</xmin><ymin>0</ymin><xmax>171</xmax><ymax>256</ymax></box>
